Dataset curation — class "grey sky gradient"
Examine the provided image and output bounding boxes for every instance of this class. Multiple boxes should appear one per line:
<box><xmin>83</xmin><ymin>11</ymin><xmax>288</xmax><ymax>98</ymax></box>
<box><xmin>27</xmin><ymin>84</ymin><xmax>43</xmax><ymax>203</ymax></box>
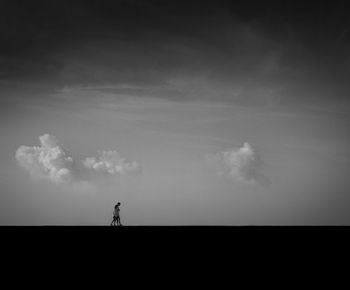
<box><xmin>1</xmin><ymin>0</ymin><xmax>350</xmax><ymax>225</ymax></box>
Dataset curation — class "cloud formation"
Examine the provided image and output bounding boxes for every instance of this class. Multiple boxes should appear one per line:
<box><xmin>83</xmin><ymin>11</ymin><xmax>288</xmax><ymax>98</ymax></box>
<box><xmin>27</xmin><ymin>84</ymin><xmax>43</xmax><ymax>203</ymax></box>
<box><xmin>208</xmin><ymin>142</ymin><xmax>269</xmax><ymax>185</ymax></box>
<box><xmin>16</xmin><ymin>134</ymin><xmax>74</xmax><ymax>184</ymax></box>
<box><xmin>83</xmin><ymin>150</ymin><xmax>141</xmax><ymax>175</ymax></box>
<box><xmin>16</xmin><ymin>134</ymin><xmax>141</xmax><ymax>185</ymax></box>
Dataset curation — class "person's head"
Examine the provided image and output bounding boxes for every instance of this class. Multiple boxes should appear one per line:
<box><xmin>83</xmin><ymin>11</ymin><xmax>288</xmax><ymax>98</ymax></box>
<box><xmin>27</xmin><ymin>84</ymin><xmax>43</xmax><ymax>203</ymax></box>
<box><xmin>116</xmin><ymin>202</ymin><xmax>121</xmax><ymax>207</ymax></box>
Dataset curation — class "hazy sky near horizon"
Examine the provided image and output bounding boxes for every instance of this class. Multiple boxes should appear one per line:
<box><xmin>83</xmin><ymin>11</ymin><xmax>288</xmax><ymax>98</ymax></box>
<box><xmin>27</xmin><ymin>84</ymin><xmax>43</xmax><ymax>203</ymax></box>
<box><xmin>1</xmin><ymin>0</ymin><xmax>350</xmax><ymax>225</ymax></box>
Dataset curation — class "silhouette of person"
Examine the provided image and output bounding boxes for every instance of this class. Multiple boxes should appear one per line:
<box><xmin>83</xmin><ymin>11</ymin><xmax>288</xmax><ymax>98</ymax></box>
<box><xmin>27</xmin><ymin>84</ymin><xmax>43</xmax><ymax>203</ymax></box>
<box><xmin>111</xmin><ymin>202</ymin><xmax>122</xmax><ymax>226</ymax></box>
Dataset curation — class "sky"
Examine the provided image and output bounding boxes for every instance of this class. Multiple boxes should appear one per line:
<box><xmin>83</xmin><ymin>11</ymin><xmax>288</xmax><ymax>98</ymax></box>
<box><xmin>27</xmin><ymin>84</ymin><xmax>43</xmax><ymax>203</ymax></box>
<box><xmin>1</xmin><ymin>0</ymin><xmax>350</xmax><ymax>225</ymax></box>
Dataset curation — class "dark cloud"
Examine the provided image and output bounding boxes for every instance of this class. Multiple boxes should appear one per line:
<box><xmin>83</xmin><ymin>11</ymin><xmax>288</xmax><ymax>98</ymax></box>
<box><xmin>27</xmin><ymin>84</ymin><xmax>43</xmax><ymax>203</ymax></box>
<box><xmin>1</xmin><ymin>0</ymin><xmax>350</xmax><ymax>110</ymax></box>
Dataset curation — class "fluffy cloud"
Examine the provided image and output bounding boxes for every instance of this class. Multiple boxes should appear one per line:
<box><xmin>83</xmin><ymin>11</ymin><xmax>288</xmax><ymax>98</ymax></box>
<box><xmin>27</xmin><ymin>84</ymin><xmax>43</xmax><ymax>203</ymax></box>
<box><xmin>16</xmin><ymin>134</ymin><xmax>74</xmax><ymax>184</ymax></box>
<box><xmin>16</xmin><ymin>134</ymin><xmax>141</xmax><ymax>185</ymax></box>
<box><xmin>208</xmin><ymin>142</ymin><xmax>269</xmax><ymax>185</ymax></box>
<box><xmin>83</xmin><ymin>150</ymin><xmax>141</xmax><ymax>175</ymax></box>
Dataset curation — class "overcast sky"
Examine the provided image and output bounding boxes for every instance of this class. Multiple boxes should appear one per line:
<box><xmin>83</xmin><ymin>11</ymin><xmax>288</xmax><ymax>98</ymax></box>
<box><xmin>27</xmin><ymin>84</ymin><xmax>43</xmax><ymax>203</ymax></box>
<box><xmin>1</xmin><ymin>0</ymin><xmax>350</xmax><ymax>225</ymax></box>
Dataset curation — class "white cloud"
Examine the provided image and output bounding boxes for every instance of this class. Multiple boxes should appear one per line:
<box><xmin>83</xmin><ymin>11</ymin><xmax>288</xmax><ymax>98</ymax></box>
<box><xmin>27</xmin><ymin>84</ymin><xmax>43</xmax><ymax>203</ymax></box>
<box><xmin>16</xmin><ymin>134</ymin><xmax>141</xmax><ymax>186</ymax></box>
<box><xmin>83</xmin><ymin>150</ymin><xmax>141</xmax><ymax>176</ymax></box>
<box><xmin>16</xmin><ymin>134</ymin><xmax>74</xmax><ymax>184</ymax></box>
<box><xmin>208</xmin><ymin>142</ymin><xmax>269</xmax><ymax>185</ymax></box>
